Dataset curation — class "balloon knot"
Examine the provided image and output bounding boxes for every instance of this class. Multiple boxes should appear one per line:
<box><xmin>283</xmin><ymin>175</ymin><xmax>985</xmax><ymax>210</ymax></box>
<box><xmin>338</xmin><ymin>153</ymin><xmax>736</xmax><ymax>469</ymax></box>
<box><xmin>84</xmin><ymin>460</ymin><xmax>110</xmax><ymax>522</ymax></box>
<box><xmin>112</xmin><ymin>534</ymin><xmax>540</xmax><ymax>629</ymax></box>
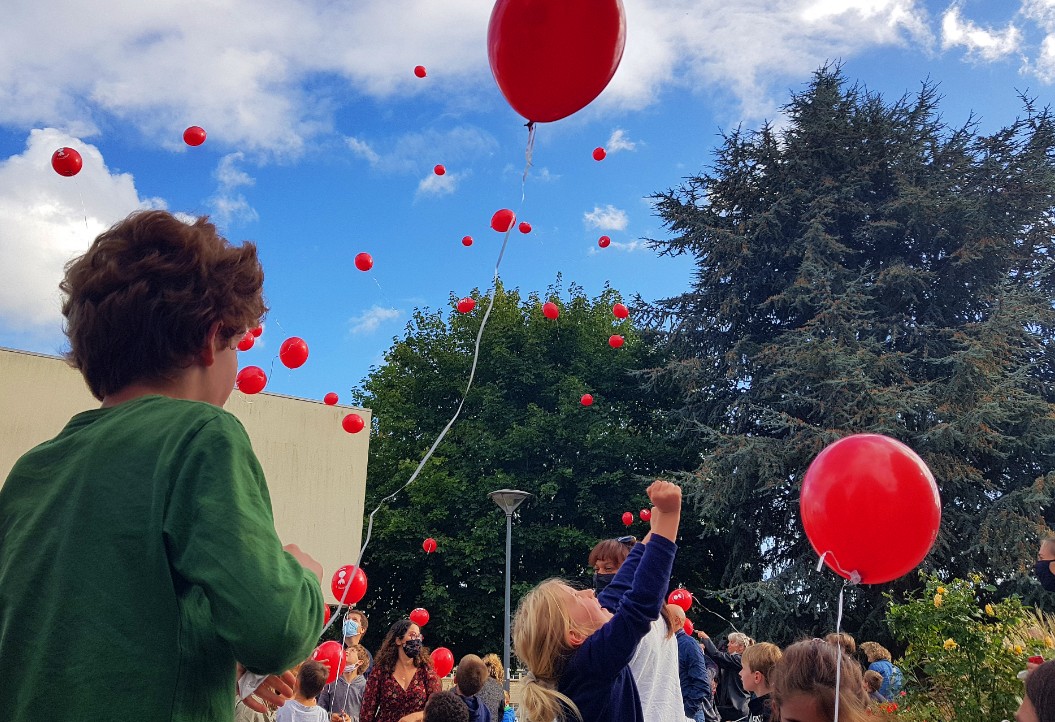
<box><xmin>848</xmin><ymin>570</ymin><xmax>862</xmax><ymax>586</ymax></box>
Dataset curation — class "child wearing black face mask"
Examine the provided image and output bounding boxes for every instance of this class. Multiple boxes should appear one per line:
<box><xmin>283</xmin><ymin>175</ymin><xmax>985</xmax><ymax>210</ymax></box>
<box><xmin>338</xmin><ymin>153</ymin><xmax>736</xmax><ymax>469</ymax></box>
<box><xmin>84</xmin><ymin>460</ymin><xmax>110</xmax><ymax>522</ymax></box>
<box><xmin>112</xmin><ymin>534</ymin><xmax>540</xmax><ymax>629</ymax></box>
<box><xmin>1037</xmin><ymin>537</ymin><xmax>1055</xmax><ymax>592</ymax></box>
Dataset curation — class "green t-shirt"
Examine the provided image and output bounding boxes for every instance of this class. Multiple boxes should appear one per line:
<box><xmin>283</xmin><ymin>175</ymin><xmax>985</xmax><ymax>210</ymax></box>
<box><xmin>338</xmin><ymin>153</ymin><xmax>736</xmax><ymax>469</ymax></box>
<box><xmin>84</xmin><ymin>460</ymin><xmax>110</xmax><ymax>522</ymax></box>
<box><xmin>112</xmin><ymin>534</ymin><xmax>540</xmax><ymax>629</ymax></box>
<box><xmin>0</xmin><ymin>396</ymin><xmax>324</xmax><ymax>721</ymax></box>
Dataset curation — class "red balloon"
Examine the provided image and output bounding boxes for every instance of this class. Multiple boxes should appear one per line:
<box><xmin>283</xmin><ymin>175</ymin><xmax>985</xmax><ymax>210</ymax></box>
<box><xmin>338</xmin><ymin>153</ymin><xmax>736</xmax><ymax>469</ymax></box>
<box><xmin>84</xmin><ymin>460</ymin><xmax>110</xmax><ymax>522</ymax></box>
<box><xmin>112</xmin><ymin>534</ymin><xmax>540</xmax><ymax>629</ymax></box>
<box><xmin>51</xmin><ymin>147</ymin><xmax>83</xmax><ymax>177</ymax></box>
<box><xmin>311</xmin><ymin>641</ymin><xmax>346</xmax><ymax>684</ymax></box>
<box><xmin>609</xmin><ymin>335</ymin><xmax>624</xmax><ymax>349</ymax></box>
<box><xmin>542</xmin><ymin>302</ymin><xmax>559</xmax><ymax>320</ymax></box>
<box><xmin>683</xmin><ymin>619</ymin><xmax>694</xmax><ymax>636</ymax></box>
<box><xmin>423</xmin><ymin>537</ymin><xmax>437</xmax><ymax>554</ymax></box>
<box><xmin>801</xmin><ymin>434</ymin><xmax>940</xmax><ymax>584</ymax></box>
<box><xmin>462</xmin><ymin>235</ymin><xmax>474</xmax><ymax>247</ymax></box>
<box><xmin>431</xmin><ymin>647</ymin><xmax>455</xmax><ymax>677</ymax></box>
<box><xmin>598</xmin><ymin>235</ymin><xmax>611</xmax><ymax>248</ymax></box>
<box><xmin>580</xmin><ymin>393</ymin><xmax>594</xmax><ymax>406</ymax></box>
<box><xmin>487</xmin><ymin>0</ymin><xmax>626</xmax><ymax>123</ymax></box>
<box><xmin>612</xmin><ymin>303</ymin><xmax>629</xmax><ymax>319</ymax></box>
<box><xmin>236</xmin><ymin>331</ymin><xmax>255</xmax><ymax>351</ymax></box>
<box><xmin>639</xmin><ymin>508</ymin><xmax>651</xmax><ymax>522</ymax></box>
<box><xmin>667</xmin><ymin>588</ymin><xmax>693</xmax><ymax>612</ymax></box>
<box><xmin>250</xmin><ymin>325</ymin><xmax>263</xmax><ymax>337</ymax></box>
<box><xmin>323</xmin><ymin>605</ymin><xmax>332</xmax><ymax>626</ymax></box>
<box><xmin>518</xmin><ymin>221</ymin><xmax>532</xmax><ymax>234</ymax></box>
<box><xmin>410</xmin><ymin>608</ymin><xmax>430</xmax><ymax>627</ymax></box>
<box><xmin>354</xmin><ymin>252</ymin><xmax>374</xmax><ymax>272</ymax></box>
<box><xmin>491</xmin><ymin>209</ymin><xmax>516</xmax><ymax>232</ymax></box>
<box><xmin>279</xmin><ymin>337</ymin><xmax>309</xmax><ymax>369</ymax></box>
<box><xmin>183</xmin><ymin>126</ymin><xmax>207</xmax><ymax>146</ymax></box>
<box><xmin>331</xmin><ymin>565</ymin><xmax>368</xmax><ymax>604</ymax></box>
<box><xmin>324</xmin><ymin>392</ymin><xmax>339</xmax><ymax>406</ymax></box>
<box><xmin>621</xmin><ymin>511</ymin><xmax>633</xmax><ymax>527</ymax></box>
<box><xmin>434</xmin><ymin>164</ymin><xmax>446</xmax><ymax>176</ymax></box>
<box><xmin>457</xmin><ymin>297</ymin><xmax>476</xmax><ymax>314</ymax></box>
<box><xmin>414</xmin><ymin>65</ymin><xmax>427</xmax><ymax>78</ymax></box>
<box><xmin>342</xmin><ymin>413</ymin><xmax>365</xmax><ymax>434</ymax></box>
<box><xmin>593</xmin><ymin>147</ymin><xmax>607</xmax><ymax>161</ymax></box>
<box><xmin>236</xmin><ymin>366</ymin><xmax>267</xmax><ymax>395</ymax></box>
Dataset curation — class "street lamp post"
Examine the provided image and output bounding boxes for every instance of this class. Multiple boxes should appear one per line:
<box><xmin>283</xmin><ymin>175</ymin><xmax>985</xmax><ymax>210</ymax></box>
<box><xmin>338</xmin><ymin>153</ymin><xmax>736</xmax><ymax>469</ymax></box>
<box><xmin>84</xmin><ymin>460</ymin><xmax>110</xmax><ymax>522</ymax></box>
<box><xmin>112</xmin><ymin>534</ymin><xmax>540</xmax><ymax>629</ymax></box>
<box><xmin>488</xmin><ymin>488</ymin><xmax>531</xmax><ymax>692</ymax></box>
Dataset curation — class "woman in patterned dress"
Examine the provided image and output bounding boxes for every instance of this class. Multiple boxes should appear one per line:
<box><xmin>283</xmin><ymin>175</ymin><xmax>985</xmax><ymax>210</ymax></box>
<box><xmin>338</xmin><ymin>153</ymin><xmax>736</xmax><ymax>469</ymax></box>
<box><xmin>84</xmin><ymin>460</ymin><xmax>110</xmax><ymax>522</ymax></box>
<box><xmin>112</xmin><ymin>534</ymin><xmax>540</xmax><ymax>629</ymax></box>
<box><xmin>361</xmin><ymin>619</ymin><xmax>441</xmax><ymax>722</ymax></box>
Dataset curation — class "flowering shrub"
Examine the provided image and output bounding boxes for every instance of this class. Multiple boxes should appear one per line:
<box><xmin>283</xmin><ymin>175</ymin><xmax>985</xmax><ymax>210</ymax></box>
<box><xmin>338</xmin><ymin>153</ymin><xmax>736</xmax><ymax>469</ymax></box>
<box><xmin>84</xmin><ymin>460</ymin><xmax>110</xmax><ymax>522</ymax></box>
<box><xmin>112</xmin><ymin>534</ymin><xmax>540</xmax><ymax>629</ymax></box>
<box><xmin>885</xmin><ymin>573</ymin><xmax>1051</xmax><ymax>722</ymax></box>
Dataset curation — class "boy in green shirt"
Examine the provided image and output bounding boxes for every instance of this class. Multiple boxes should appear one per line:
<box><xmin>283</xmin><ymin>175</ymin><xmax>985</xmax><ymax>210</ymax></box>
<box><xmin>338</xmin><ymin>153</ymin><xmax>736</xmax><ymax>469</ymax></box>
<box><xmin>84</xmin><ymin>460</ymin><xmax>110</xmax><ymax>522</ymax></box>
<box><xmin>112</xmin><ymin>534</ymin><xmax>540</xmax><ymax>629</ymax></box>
<box><xmin>0</xmin><ymin>210</ymin><xmax>325</xmax><ymax>721</ymax></box>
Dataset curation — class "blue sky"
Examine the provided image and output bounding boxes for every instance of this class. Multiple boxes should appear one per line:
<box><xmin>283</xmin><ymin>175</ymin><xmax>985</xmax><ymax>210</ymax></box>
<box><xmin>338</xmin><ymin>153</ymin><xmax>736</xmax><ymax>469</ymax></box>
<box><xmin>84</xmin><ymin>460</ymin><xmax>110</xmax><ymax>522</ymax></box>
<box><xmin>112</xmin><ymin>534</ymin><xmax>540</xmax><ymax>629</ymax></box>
<box><xmin>1</xmin><ymin>0</ymin><xmax>1053</xmax><ymax>403</ymax></box>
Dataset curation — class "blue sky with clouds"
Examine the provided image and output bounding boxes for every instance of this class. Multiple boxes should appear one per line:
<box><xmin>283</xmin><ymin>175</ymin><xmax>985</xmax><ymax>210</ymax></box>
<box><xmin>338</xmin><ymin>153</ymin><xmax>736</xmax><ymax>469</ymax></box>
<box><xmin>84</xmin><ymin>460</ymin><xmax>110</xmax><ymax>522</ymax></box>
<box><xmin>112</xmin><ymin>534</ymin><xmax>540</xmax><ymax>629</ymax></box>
<box><xmin>1</xmin><ymin>0</ymin><xmax>1053</xmax><ymax>402</ymax></box>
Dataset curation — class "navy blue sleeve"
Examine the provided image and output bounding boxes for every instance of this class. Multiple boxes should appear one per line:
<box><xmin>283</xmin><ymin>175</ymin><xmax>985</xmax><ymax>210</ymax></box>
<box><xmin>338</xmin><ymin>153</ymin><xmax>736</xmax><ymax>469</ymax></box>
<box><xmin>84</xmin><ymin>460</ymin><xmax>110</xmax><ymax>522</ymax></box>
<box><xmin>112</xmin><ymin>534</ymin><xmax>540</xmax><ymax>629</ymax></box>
<box><xmin>702</xmin><ymin>637</ymin><xmax>743</xmax><ymax>672</ymax></box>
<box><xmin>596</xmin><ymin>541</ymin><xmax>645</xmax><ymax>613</ymax></box>
<box><xmin>570</xmin><ymin>536</ymin><xmax>677</xmax><ymax>681</ymax></box>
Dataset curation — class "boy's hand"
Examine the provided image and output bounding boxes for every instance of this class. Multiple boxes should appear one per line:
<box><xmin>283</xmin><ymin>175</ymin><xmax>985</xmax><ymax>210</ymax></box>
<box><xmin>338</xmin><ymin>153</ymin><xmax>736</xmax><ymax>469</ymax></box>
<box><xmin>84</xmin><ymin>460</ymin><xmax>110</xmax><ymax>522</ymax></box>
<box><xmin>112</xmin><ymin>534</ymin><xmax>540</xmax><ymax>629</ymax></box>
<box><xmin>243</xmin><ymin>670</ymin><xmax>295</xmax><ymax>712</ymax></box>
<box><xmin>284</xmin><ymin>543</ymin><xmax>323</xmax><ymax>582</ymax></box>
<box><xmin>647</xmin><ymin>480</ymin><xmax>682</xmax><ymax>513</ymax></box>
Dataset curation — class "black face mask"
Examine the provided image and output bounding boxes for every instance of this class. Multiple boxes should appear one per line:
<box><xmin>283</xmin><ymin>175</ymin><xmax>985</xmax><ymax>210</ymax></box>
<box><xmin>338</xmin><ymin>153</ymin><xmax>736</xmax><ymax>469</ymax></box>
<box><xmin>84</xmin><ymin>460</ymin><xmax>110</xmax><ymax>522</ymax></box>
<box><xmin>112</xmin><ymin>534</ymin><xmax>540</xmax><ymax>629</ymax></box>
<box><xmin>402</xmin><ymin>639</ymin><xmax>424</xmax><ymax>658</ymax></box>
<box><xmin>1036</xmin><ymin>559</ymin><xmax>1055</xmax><ymax>592</ymax></box>
<box><xmin>594</xmin><ymin>572</ymin><xmax>616</xmax><ymax>593</ymax></box>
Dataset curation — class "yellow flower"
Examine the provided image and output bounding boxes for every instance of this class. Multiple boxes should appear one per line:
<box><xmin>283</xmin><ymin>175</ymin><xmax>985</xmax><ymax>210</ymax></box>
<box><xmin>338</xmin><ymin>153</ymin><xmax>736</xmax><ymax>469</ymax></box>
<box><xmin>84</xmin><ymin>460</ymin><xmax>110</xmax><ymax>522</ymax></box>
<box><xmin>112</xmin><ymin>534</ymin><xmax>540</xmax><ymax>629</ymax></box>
<box><xmin>943</xmin><ymin>638</ymin><xmax>958</xmax><ymax>650</ymax></box>
<box><xmin>937</xmin><ymin>586</ymin><xmax>947</xmax><ymax>594</ymax></box>
<box><xmin>1045</xmin><ymin>635</ymin><xmax>1054</xmax><ymax>649</ymax></box>
<box><xmin>1014</xmin><ymin>644</ymin><xmax>1024</xmax><ymax>655</ymax></box>
<box><xmin>985</xmin><ymin>604</ymin><xmax>995</xmax><ymax>616</ymax></box>
<box><xmin>934</xmin><ymin>594</ymin><xmax>944</xmax><ymax>607</ymax></box>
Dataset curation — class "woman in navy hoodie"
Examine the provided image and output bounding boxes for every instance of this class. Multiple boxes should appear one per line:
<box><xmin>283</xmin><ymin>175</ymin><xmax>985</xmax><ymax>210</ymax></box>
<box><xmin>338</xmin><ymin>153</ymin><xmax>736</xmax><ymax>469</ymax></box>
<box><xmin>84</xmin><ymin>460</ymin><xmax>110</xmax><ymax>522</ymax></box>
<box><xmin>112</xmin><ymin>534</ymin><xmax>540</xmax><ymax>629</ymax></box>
<box><xmin>511</xmin><ymin>481</ymin><xmax>682</xmax><ymax>722</ymax></box>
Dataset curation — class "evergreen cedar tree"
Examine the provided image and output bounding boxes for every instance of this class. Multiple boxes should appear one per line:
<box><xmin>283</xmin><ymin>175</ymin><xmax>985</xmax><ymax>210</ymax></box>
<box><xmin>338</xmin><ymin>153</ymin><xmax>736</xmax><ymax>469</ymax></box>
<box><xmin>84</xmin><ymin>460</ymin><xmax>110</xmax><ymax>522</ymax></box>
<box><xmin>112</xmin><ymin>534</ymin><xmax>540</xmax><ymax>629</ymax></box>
<box><xmin>639</xmin><ymin>65</ymin><xmax>1055</xmax><ymax>644</ymax></box>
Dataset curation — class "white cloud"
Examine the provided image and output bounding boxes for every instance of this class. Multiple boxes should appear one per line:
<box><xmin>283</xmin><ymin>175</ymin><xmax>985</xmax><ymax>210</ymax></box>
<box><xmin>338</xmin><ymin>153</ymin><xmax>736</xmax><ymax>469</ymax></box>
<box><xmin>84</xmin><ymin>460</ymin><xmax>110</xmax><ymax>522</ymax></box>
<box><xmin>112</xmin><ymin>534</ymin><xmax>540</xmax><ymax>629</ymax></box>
<box><xmin>209</xmin><ymin>152</ymin><xmax>258</xmax><ymax>226</ymax></box>
<box><xmin>941</xmin><ymin>6</ymin><xmax>1022</xmax><ymax>61</ymax></box>
<box><xmin>1023</xmin><ymin>0</ymin><xmax>1055</xmax><ymax>81</ymax></box>
<box><xmin>346</xmin><ymin>136</ymin><xmax>381</xmax><ymax>165</ymax></box>
<box><xmin>0</xmin><ymin>129</ymin><xmax>163</xmax><ymax>337</ymax></box>
<box><xmin>605</xmin><ymin>129</ymin><xmax>637</xmax><ymax>154</ymax></box>
<box><xmin>416</xmin><ymin>171</ymin><xmax>459</xmax><ymax>198</ymax></box>
<box><xmin>349</xmin><ymin>305</ymin><xmax>401</xmax><ymax>335</ymax></box>
<box><xmin>344</xmin><ymin>126</ymin><xmax>498</xmax><ymax>175</ymax></box>
<box><xmin>584</xmin><ymin>204</ymin><xmax>629</xmax><ymax>231</ymax></box>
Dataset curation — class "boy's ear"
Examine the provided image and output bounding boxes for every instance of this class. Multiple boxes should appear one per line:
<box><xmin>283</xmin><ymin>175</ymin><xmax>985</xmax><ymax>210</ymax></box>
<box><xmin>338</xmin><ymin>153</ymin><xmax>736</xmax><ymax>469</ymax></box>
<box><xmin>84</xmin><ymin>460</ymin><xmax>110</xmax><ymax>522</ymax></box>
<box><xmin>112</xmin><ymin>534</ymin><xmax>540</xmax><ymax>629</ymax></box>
<box><xmin>198</xmin><ymin>321</ymin><xmax>223</xmax><ymax>367</ymax></box>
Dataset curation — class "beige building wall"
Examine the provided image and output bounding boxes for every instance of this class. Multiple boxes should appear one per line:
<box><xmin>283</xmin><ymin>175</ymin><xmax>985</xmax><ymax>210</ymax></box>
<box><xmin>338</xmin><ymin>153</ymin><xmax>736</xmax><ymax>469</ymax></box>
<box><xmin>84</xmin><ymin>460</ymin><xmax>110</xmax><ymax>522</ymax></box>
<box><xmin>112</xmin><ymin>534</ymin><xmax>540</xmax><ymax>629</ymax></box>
<box><xmin>0</xmin><ymin>347</ymin><xmax>368</xmax><ymax>603</ymax></box>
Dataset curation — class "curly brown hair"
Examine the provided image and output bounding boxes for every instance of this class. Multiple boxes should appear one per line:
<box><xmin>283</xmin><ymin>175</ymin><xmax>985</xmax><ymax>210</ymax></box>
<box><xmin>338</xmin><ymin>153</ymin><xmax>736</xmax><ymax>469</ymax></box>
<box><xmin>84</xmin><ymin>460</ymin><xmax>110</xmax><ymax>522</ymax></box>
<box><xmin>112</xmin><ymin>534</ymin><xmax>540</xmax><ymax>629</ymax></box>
<box><xmin>374</xmin><ymin>619</ymin><xmax>432</xmax><ymax>673</ymax></box>
<box><xmin>60</xmin><ymin>210</ymin><xmax>266</xmax><ymax>399</ymax></box>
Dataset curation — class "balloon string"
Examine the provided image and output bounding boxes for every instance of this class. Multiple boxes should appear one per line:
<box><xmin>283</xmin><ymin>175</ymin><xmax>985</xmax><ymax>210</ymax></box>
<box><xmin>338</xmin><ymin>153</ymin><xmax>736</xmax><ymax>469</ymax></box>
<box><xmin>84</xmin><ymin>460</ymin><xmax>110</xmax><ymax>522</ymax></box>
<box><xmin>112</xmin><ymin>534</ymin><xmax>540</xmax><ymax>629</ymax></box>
<box><xmin>816</xmin><ymin>551</ymin><xmax>859</xmax><ymax>722</ymax></box>
<box><xmin>522</xmin><ymin>122</ymin><xmax>535</xmax><ymax>193</ymax></box>
<box><xmin>322</xmin><ymin>130</ymin><xmax>536</xmax><ymax>635</ymax></box>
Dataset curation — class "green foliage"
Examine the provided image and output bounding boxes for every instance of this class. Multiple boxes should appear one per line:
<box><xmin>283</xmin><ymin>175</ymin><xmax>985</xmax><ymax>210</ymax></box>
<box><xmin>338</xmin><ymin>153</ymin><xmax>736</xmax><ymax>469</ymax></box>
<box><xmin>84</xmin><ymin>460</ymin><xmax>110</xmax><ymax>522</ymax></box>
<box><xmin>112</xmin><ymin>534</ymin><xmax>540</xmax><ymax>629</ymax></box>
<box><xmin>350</xmin><ymin>280</ymin><xmax>699</xmax><ymax>660</ymax></box>
<box><xmin>644</xmin><ymin>63</ymin><xmax>1055</xmax><ymax>644</ymax></box>
<box><xmin>886</xmin><ymin>573</ymin><xmax>1050</xmax><ymax>721</ymax></box>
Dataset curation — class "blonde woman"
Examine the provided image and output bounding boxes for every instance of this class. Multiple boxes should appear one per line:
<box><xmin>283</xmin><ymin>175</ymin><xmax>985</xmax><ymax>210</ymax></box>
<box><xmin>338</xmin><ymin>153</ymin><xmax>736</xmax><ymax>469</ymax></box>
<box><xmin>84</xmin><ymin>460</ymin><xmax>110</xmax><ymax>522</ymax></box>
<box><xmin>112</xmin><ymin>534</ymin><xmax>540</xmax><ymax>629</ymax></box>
<box><xmin>859</xmin><ymin>641</ymin><xmax>902</xmax><ymax>698</ymax></box>
<box><xmin>479</xmin><ymin>654</ymin><xmax>506</xmax><ymax>720</ymax></box>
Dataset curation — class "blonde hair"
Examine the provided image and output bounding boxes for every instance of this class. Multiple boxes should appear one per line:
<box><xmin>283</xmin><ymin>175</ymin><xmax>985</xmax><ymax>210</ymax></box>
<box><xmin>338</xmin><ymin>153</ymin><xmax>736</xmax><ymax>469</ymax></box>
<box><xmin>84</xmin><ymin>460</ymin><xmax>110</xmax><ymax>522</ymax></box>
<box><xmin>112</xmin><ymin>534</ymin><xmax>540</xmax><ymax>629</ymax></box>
<box><xmin>742</xmin><ymin>642</ymin><xmax>782</xmax><ymax>680</ymax></box>
<box><xmin>859</xmin><ymin>641</ymin><xmax>891</xmax><ymax>663</ymax></box>
<box><xmin>728</xmin><ymin>632</ymin><xmax>752</xmax><ymax>649</ymax></box>
<box><xmin>825</xmin><ymin>632</ymin><xmax>857</xmax><ymax>656</ymax></box>
<box><xmin>482</xmin><ymin>653</ymin><xmax>504</xmax><ymax>683</ymax></box>
<box><xmin>772</xmin><ymin>639</ymin><xmax>870</xmax><ymax>722</ymax></box>
<box><xmin>512</xmin><ymin>579</ymin><xmax>593</xmax><ymax>722</ymax></box>
<box><xmin>863</xmin><ymin>669</ymin><xmax>883</xmax><ymax>693</ymax></box>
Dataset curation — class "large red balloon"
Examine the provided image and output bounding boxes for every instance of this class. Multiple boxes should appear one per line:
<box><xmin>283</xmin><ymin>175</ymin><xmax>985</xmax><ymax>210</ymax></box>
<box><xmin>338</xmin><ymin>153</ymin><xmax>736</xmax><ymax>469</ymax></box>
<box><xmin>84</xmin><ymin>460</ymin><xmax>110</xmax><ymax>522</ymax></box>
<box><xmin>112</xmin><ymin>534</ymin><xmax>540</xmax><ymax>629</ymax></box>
<box><xmin>331</xmin><ymin>565</ymin><xmax>368</xmax><ymax>604</ymax></box>
<box><xmin>279</xmin><ymin>337</ymin><xmax>309</xmax><ymax>369</ymax></box>
<box><xmin>183</xmin><ymin>126</ymin><xmax>207</xmax><ymax>146</ymax></box>
<box><xmin>487</xmin><ymin>0</ymin><xmax>626</xmax><ymax>123</ymax></box>
<box><xmin>667</xmin><ymin>588</ymin><xmax>693</xmax><ymax>611</ymax></box>
<box><xmin>342</xmin><ymin>413</ymin><xmax>365</xmax><ymax>434</ymax></box>
<box><xmin>639</xmin><ymin>509</ymin><xmax>651</xmax><ymax>522</ymax></box>
<box><xmin>311</xmin><ymin>641</ymin><xmax>346</xmax><ymax>684</ymax></box>
<box><xmin>423</xmin><ymin>537</ymin><xmax>437</xmax><ymax>554</ymax></box>
<box><xmin>612</xmin><ymin>303</ymin><xmax>629</xmax><ymax>319</ymax></box>
<box><xmin>800</xmin><ymin>434</ymin><xmax>940</xmax><ymax>584</ymax></box>
<box><xmin>236</xmin><ymin>331</ymin><xmax>255</xmax><ymax>351</ymax></box>
<box><xmin>236</xmin><ymin>366</ymin><xmax>267</xmax><ymax>394</ymax></box>
<box><xmin>621</xmin><ymin>511</ymin><xmax>633</xmax><ymax>527</ymax></box>
<box><xmin>431</xmin><ymin>647</ymin><xmax>455</xmax><ymax>677</ymax></box>
<box><xmin>410</xmin><ymin>608</ymin><xmax>430</xmax><ymax>627</ymax></box>
<box><xmin>491</xmin><ymin>209</ymin><xmax>516</xmax><ymax>232</ymax></box>
<box><xmin>51</xmin><ymin>147</ymin><xmax>83</xmax><ymax>177</ymax></box>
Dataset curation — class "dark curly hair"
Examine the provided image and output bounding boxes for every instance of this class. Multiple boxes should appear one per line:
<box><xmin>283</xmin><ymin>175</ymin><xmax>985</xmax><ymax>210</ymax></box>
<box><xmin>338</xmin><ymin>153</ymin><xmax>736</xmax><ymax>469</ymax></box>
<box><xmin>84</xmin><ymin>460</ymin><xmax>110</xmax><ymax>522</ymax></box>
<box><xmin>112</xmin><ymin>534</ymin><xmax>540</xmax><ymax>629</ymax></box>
<box><xmin>423</xmin><ymin>691</ymin><xmax>469</xmax><ymax>722</ymax></box>
<box><xmin>60</xmin><ymin>210</ymin><xmax>266</xmax><ymax>400</ymax></box>
<box><xmin>374</xmin><ymin>618</ymin><xmax>433</xmax><ymax>673</ymax></box>
<box><xmin>1026</xmin><ymin>659</ymin><xmax>1055</xmax><ymax>722</ymax></box>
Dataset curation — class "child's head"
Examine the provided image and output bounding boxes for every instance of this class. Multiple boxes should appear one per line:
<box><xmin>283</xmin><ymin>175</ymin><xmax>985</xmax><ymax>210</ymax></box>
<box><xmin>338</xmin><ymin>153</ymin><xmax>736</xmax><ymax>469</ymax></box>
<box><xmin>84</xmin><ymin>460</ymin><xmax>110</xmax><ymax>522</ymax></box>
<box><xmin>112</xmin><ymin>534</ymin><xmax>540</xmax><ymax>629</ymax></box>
<box><xmin>727</xmin><ymin>632</ymin><xmax>752</xmax><ymax>654</ymax></box>
<box><xmin>1021</xmin><ymin>659</ymin><xmax>1055</xmax><ymax>722</ymax></box>
<box><xmin>455</xmin><ymin>654</ymin><xmax>488</xmax><ymax>696</ymax></box>
<box><xmin>61</xmin><ymin>210</ymin><xmax>266</xmax><ymax>401</ymax></box>
<box><xmin>423</xmin><ymin>690</ymin><xmax>470</xmax><ymax>722</ymax></box>
<box><xmin>344</xmin><ymin>644</ymin><xmax>365</xmax><ymax>678</ymax></box>
<box><xmin>859</xmin><ymin>641</ymin><xmax>891</xmax><ymax>664</ymax></box>
<box><xmin>588</xmin><ymin>537</ymin><xmax>633</xmax><ymax>575</ymax></box>
<box><xmin>824</xmin><ymin>632</ymin><xmax>856</xmax><ymax>657</ymax></box>
<box><xmin>771</xmin><ymin>639</ymin><xmax>869</xmax><ymax>722</ymax></box>
<box><xmin>739</xmin><ymin>642</ymin><xmax>782</xmax><ymax>694</ymax></box>
<box><xmin>297</xmin><ymin>660</ymin><xmax>329</xmax><ymax>701</ymax></box>
<box><xmin>481</xmin><ymin>653</ymin><xmax>504</xmax><ymax>682</ymax></box>
<box><xmin>513</xmin><ymin>578</ymin><xmax>607</xmax><ymax>722</ymax></box>
<box><xmin>862</xmin><ymin>670</ymin><xmax>883</xmax><ymax>694</ymax></box>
